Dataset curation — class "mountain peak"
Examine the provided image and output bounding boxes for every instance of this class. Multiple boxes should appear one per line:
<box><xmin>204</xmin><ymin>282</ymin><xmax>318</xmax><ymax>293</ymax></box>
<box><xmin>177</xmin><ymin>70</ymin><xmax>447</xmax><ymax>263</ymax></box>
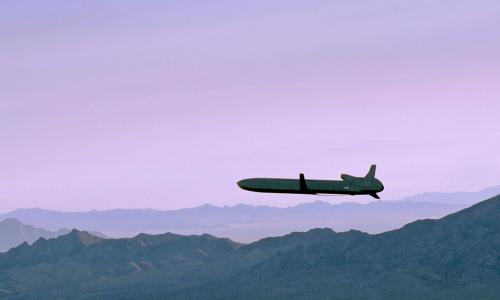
<box><xmin>0</xmin><ymin>218</ymin><xmax>23</xmax><ymax>227</ymax></box>
<box><xmin>0</xmin><ymin>218</ymin><xmax>60</xmax><ymax>252</ymax></box>
<box><xmin>199</xmin><ymin>203</ymin><xmax>218</xmax><ymax>209</ymax></box>
<box><xmin>63</xmin><ymin>229</ymin><xmax>103</xmax><ymax>246</ymax></box>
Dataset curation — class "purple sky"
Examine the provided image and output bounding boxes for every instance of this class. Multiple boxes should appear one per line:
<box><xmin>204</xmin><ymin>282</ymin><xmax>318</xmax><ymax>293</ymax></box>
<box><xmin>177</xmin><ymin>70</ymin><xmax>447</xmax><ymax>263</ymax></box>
<box><xmin>1</xmin><ymin>1</ymin><xmax>500</xmax><ymax>212</ymax></box>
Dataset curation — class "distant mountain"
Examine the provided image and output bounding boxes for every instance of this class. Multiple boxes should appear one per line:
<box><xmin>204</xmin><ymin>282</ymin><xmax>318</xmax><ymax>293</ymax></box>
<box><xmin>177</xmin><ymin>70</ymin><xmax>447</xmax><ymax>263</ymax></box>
<box><xmin>0</xmin><ymin>219</ymin><xmax>107</xmax><ymax>253</ymax></box>
<box><xmin>395</xmin><ymin>185</ymin><xmax>500</xmax><ymax>204</ymax></box>
<box><xmin>1</xmin><ymin>195</ymin><xmax>500</xmax><ymax>299</ymax></box>
<box><xmin>0</xmin><ymin>185</ymin><xmax>498</xmax><ymax>242</ymax></box>
<box><xmin>0</xmin><ymin>218</ymin><xmax>69</xmax><ymax>252</ymax></box>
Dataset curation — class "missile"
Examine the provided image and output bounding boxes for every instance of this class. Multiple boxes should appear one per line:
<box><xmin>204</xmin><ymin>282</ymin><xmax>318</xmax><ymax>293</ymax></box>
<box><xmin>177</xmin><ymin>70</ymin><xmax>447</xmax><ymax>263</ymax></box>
<box><xmin>238</xmin><ymin>165</ymin><xmax>384</xmax><ymax>199</ymax></box>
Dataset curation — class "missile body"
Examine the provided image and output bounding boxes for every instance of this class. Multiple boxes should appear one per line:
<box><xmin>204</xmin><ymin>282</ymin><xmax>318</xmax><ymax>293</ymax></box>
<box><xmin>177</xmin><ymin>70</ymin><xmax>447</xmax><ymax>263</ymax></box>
<box><xmin>237</xmin><ymin>165</ymin><xmax>384</xmax><ymax>199</ymax></box>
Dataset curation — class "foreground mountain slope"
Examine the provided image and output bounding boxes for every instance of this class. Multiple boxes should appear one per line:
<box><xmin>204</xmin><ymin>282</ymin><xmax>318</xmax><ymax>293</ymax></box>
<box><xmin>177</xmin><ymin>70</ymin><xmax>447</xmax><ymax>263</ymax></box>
<box><xmin>176</xmin><ymin>196</ymin><xmax>500</xmax><ymax>300</ymax></box>
<box><xmin>1</xmin><ymin>195</ymin><xmax>500</xmax><ymax>299</ymax></box>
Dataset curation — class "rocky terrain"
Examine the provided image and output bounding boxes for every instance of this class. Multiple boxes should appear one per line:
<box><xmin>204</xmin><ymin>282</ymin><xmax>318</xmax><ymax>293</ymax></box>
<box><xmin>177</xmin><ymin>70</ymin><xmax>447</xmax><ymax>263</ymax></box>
<box><xmin>1</xmin><ymin>195</ymin><xmax>500</xmax><ymax>299</ymax></box>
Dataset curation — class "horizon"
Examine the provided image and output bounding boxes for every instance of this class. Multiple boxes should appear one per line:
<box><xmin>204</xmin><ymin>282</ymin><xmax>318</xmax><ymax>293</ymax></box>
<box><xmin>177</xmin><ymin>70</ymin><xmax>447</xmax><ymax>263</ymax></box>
<box><xmin>1</xmin><ymin>183</ymin><xmax>499</xmax><ymax>214</ymax></box>
<box><xmin>2</xmin><ymin>1</ymin><xmax>500</xmax><ymax>212</ymax></box>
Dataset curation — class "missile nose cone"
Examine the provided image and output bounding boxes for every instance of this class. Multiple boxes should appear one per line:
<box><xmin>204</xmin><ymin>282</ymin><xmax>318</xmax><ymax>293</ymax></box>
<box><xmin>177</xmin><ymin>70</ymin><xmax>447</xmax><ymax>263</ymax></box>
<box><xmin>237</xmin><ymin>179</ymin><xmax>251</xmax><ymax>190</ymax></box>
<box><xmin>238</xmin><ymin>178</ymin><xmax>261</xmax><ymax>192</ymax></box>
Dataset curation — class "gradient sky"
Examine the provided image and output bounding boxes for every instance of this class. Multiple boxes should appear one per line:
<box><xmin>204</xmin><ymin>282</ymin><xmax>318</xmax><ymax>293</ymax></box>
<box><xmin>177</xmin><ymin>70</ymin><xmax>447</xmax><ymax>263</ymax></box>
<box><xmin>1</xmin><ymin>0</ymin><xmax>500</xmax><ymax>212</ymax></box>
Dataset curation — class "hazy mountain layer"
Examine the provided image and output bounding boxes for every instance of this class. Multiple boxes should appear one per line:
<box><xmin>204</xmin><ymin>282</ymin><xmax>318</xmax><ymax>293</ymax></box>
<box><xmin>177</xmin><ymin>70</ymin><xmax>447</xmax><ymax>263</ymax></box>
<box><xmin>0</xmin><ymin>218</ymin><xmax>70</xmax><ymax>253</ymax></box>
<box><xmin>1</xmin><ymin>195</ymin><xmax>500</xmax><ymax>299</ymax></box>
<box><xmin>395</xmin><ymin>185</ymin><xmax>500</xmax><ymax>204</ymax></box>
<box><xmin>0</xmin><ymin>219</ymin><xmax>107</xmax><ymax>253</ymax></box>
<box><xmin>2</xmin><ymin>186</ymin><xmax>498</xmax><ymax>242</ymax></box>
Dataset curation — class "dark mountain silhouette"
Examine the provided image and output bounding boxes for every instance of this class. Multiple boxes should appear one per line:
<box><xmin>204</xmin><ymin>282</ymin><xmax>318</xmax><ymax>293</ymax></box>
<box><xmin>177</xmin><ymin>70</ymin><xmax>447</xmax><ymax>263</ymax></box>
<box><xmin>1</xmin><ymin>186</ymin><xmax>498</xmax><ymax>242</ymax></box>
<box><xmin>1</xmin><ymin>195</ymin><xmax>500</xmax><ymax>299</ymax></box>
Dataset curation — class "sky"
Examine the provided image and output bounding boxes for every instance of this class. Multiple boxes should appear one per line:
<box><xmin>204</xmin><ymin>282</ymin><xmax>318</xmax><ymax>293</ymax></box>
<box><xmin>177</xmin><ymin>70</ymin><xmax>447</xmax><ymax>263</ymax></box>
<box><xmin>1</xmin><ymin>0</ymin><xmax>500</xmax><ymax>212</ymax></box>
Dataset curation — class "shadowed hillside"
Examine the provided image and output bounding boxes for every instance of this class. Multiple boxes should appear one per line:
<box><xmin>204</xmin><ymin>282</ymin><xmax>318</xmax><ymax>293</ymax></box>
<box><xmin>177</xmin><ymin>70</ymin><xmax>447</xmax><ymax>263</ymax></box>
<box><xmin>1</xmin><ymin>195</ymin><xmax>500</xmax><ymax>299</ymax></box>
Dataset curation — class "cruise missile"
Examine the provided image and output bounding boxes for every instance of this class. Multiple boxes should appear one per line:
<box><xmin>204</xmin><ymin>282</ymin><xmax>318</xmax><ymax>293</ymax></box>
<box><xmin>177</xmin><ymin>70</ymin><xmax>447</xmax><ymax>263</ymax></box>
<box><xmin>237</xmin><ymin>165</ymin><xmax>384</xmax><ymax>199</ymax></box>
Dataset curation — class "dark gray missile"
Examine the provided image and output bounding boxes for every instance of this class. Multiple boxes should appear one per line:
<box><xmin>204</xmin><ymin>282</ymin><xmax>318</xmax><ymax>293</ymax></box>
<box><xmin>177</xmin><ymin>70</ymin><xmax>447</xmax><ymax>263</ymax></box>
<box><xmin>238</xmin><ymin>165</ymin><xmax>384</xmax><ymax>199</ymax></box>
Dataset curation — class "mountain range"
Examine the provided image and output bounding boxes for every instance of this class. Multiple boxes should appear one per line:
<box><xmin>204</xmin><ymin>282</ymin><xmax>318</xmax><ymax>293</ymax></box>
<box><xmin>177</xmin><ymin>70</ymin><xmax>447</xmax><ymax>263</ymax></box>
<box><xmin>1</xmin><ymin>194</ymin><xmax>500</xmax><ymax>299</ymax></box>
<box><xmin>1</xmin><ymin>186</ymin><xmax>499</xmax><ymax>243</ymax></box>
<box><xmin>0</xmin><ymin>218</ymin><xmax>70</xmax><ymax>253</ymax></box>
<box><xmin>0</xmin><ymin>219</ymin><xmax>107</xmax><ymax>253</ymax></box>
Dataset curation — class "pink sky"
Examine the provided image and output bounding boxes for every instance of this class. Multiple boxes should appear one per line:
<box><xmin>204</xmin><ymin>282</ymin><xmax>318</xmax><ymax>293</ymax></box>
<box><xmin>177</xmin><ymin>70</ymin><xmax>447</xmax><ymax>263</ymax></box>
<box><xmin>1</xmin><ymin>1</ymin><xmax>500</xmax><ymax>211</ymax></box>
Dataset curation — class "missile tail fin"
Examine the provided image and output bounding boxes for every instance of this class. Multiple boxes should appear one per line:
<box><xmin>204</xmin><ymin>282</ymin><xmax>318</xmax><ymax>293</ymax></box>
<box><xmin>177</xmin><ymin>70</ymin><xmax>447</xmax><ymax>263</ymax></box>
<box><xmin>365</xmin><ymin>165</ymin><xmax>376</xmax><ymax>178</ymax></box>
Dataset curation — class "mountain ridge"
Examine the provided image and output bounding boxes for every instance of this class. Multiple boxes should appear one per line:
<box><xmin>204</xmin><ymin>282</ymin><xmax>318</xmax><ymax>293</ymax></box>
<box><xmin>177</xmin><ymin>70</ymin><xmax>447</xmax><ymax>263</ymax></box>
<box><xmin>0</xmin><ymin>218</ymin><xmax>72</xmax><ymax>252</ymax></box>
<box><xmin>4</xmin><ymin>184</ymin><xmax>499</xmax><ymax>215</ymax></box>
<box><xmin>0</xmin><ymin>218</ymin><xmax>108</xmax><ymax>253</ymax></box>
<box><xmin>1</xmin><ymin>194</ymin><xmax>500</xmax><ymax>299</ymax></box>
<box><xmin>2</xmin><ymin>186</ymin><xmax>498</xmax><ymax>243</ymax></box>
